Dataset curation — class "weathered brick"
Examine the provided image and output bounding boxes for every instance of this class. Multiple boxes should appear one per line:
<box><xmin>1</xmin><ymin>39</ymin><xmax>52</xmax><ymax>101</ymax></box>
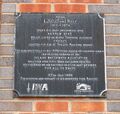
<box><xmin>0</xmin><ymin>57</ymin><xmax>14</xmax><ymax>66</ymax></box>
<box><xmin>35</xmin><ymin>0</ymin><xmax>65</xmax><ymax>2</ymax></box>
<box><xmin>107</xmin><ymin>46</ymin><xmax>120</xmax><ymax>56</ymax></box>
<box><xmin>106</xmin><ymin>36</ymin><xmax>120</xmax><ymax>45</ymax></box>
<box><xmin>63</xmin><ymin>113</ymin><xmax>86</xmax><ymax>114</ymax></box>
<box><xmin>2</xmin><ymin>4</ymin><xmax>16</xmax><ymax>13</ymax></box>
<box><xmin>69</xmin><ymin>113</ymin><xmax>113</xmax><ymax>114</ymax></box>
<box><xmin>0</xmin><ymin>67</ymin><xmax>14</xmax><ymax>77</ymax></box>
<box><xmin>88</xmin><ymin>5</ymin><xmax>120</xmax><ymax>14</ymax></box>
<box><xmin>106</xmin><ymin>25</ymin><xmax>120</xmax><ymax>34</ymax></box>
<box><xmin>20</xmin><ymin>113</ymin><xmax>51</xmax><ymax>114</ymax></box>
<box><xmin>1</xmin><ymin>14</ymin><xmax>15</xmax><ymax>23</ymax></box>
<box><xmin>0</xmin><ymin>3</ymin><xmax>1</xmax><ymax>13</ymax></box>
<box><xmin>70</xmin><ymin>0</ymin><xmax>102</xmax><ymax>3</ymax></box>
<box><xmin>0</xmin><ymin>46</ymin><xmax>14</xmax><ymax>55</ymax></box>
<box><xmin>19</xmin><ymin>4</ymin><xmax>51</xmax><ymax>12</ymax></box>
<box><xmin>105</xmin><ymin>15</ymin><xmax>120</xmax><ymax>24</ymax></box>
<box><xmin>0</xmin><ymin>79</ymin><xmax>13</xmax><ymax>89</ymax></box>
<box><xmin>0</xmin><ymin>113</ymin><xmax>13</xmax><ymax>114</ymax></box>
<box><xmin>1</xmin><ymin>25</ymin><xmax>15</xmax><ymax>34</ymax></box>
<box><xmin>0</xmin><ymin>90</ymin><xmax>13</xmax><ymax>100</ymax></box>
<box><xmin>104</xmin><ymin>0</ymin><xmax>120</xmax><ymax>4</ymax></box>
<box><xmin>106</xmin><ymin>57</ymin><xmax>120</xmax><ymax>66</ymax></box>
<box><xmin>3</xmin><ymin>0</ymin><xmax>32</xmax><ymax>3</ymax></box>
<box><xmin>35</xmin><ymin>102</ymin><xmax>68</xmax><ymax>112</ymax></box>
<box><xmin>0</xmin><ymin>35</ymin><xmax>14</xmax><ymax>44</ymax></box>
<box><xmin>107</xmin><ymin>90</ymin><xmax>120</xmax><ymax>100</ymax></box>
<box><xmin>72</xmin><ymin>102</ymin><xmax>105</xmax><ymax>112</ymax></box>
<box><xmin>107</xmin><ymin>79</ymin><xmax>120</xmax><ymax>89</ymax></box>
<box><xmin>21</xmin><ymin>113</ymin><xmax>85</xmax><ymax>114</ymax></box>
<box><xmin>0</xmin><ymin>102</ymin><xmax>32</xmax><ymax>111</ymax></box>
<box><xmin>19</xmin><ymin>97</ymin><xmax>52</xmax><ymax>101</ymax></box>
<box><xmin>54</xmin><ymin>4</ymin><xmax>86</xmax><ymax>13</ymax></box>
<box><xmin>35</xmin><ymin>0</ymin><xmax>102</xmax><ymax>3</ymax></box>
<box><xmin>107</xmin><ymin>68</ymin><xmax>120</xmax><ymax>78</ymax></box>
<box><xmin>88</xmin><ymin>112</ymin><xmax>108</xmax><ymax>114</ymax></box>
<box><xmin>107</xmin><ymin>102</ymin><xmax>120</xmax><ymax>112</ymax></box>
<box><xmin>88</xmin><ymin>112</ymin><xmax>107</xmax><ymax>114</ymax></box>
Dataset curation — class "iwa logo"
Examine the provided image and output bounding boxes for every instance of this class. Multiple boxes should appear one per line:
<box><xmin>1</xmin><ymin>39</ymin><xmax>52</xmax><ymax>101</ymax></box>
<box><xmin>74</xmin><ymin>83</ymin><xmax>93</xmax><ymax>94</ymax></box>
<box><xmin>76</xmin><ymin>83</ymin><xmax>91</xmax><ymax>91</ymax></box>
<box><xmin>27</xmin><ymin>83</ymin><xmax>48</xmax><ymax>94</ymax></box>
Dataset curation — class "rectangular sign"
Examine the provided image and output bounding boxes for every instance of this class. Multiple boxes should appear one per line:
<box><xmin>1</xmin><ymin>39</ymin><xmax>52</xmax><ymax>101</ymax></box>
<box><xmin>14</xmin><ymin>13</ymin><xmax>106</xmax><ymax>97</ymax></box>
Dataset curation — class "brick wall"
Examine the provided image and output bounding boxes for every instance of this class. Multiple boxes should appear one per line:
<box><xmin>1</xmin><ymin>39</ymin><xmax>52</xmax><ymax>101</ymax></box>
<box><xmin>0</xmin><ymin>0</ymin><xmax>120</xmax><ymax>113</ymax></box>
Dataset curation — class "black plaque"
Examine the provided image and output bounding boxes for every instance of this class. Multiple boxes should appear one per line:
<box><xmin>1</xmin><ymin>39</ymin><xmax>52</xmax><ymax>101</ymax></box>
<box><xmin>15</xmin><ymin>13</ymin><xmax>106</xmax><ymax>97</ymax></box>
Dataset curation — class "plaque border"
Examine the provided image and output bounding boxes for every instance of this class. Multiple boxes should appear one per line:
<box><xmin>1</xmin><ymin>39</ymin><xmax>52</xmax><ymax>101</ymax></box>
<box><xmin>14</xmin><ymin>13</ymin><xmax>107</xmax><ymax>98</ymax></box>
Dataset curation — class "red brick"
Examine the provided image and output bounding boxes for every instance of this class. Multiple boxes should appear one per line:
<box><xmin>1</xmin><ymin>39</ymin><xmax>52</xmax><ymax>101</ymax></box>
<box><xmin>35</xmin><ymin>102</ymin><xmax>68</xmax><ymax>112</ymax></box>
<box><xmin>72</xmin><ymin>102</ymin><xmax>105</xmax><ymax>112</ymax></box>
<box><xmin>19</xmin><ymin>4</ymin><xmax>51</xmax><ymax>12</ymax></box>
<box><xmin>54</xmin><ymin>4</ymin><xmax>86</xmax><ymax>13</ymax></box>
<box><xmin>55</xmin><ymin>0</ymin><xmax>68</xmax><ymax>2</ymax></box>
